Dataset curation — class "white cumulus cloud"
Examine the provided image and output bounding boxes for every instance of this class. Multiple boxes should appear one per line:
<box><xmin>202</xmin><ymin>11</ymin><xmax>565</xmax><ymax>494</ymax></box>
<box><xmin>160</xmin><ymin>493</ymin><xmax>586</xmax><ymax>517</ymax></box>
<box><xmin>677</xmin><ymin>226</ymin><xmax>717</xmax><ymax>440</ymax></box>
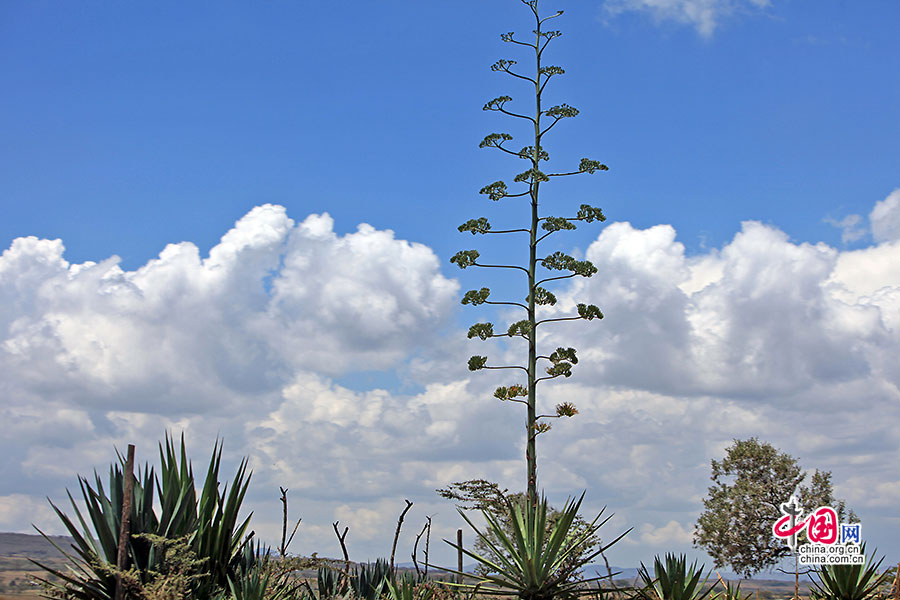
<box><xmin>602</xmin><ymin>0</ymin><xmax>771</xmax><ymax>37</ymax></box>
<box><xmin>3</xmin><ymin>198</ymin><xmax>900</xmax><ymax>565</ymax></box>
<box><xmin>870</xmin><ymin>189</ymin><xmax>900</xmax><ymax>243</ymax></box>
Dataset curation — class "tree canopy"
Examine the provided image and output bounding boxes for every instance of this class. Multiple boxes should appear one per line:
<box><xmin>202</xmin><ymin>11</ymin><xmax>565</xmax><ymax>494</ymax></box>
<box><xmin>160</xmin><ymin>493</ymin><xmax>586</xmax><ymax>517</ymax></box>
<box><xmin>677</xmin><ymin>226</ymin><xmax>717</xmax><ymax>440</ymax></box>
<box><xmin>694</xmin><ymin>438</ymin><xmax>856</xmax><ymax>578</ymax></box>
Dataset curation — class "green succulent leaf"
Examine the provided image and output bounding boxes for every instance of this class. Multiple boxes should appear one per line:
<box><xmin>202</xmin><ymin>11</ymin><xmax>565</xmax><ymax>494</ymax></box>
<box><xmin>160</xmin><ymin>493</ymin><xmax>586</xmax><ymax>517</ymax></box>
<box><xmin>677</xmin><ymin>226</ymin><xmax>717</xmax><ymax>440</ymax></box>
<box><xmin>468</xmin><ymin>323</ymin><xmax>495</xmax><ymax>340</ymax></box>
<box><xmin>32</xmin><ymin>435</ymin><xmax>254</xmax><ymax>600</ymax></box>
<box><xmin>462</xmin><ymin>287</ymin><xmax>491</xmax><ymax>306</ymax></box>
<box><xmin>577</xmin><ymin>303</ymin><xmax>604</xmax><ymax>320</ymax></box>
<box><xmin>468</xmin><ymin>355</ymin><xmax>488</xmax><ymax>371</ymax></box>
<box><xmin>450</xmin><ymin>250</ymin><xmax>480</xmax><ymax>269</ymax></box>
<box><xmin>459</xmin><ymin>217</ymin><xmax>492</xmax><ymax>234</ymax></box>
<box><xmin>809</xmin><ymin>545</ymin><xmax>889</xmax><ymax>600</ymax></box>
<box><xmin>637</xmin><ymin>554</ymin><xmax>713</xmax><ymax>600</ymax></box>
<box><xmin>444</xmin><ymin>494</ymin><xmax>629</xmax><ymax>599</ymax></box>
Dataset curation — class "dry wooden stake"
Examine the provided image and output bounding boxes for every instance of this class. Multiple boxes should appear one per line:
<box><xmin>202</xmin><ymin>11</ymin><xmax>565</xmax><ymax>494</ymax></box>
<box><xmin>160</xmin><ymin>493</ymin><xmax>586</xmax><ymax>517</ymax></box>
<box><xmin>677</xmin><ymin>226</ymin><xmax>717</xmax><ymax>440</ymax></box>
<box><xmin>115</xmin><ymin>444</ymin><xmax>135</xmax><ymax>600</ymax></box>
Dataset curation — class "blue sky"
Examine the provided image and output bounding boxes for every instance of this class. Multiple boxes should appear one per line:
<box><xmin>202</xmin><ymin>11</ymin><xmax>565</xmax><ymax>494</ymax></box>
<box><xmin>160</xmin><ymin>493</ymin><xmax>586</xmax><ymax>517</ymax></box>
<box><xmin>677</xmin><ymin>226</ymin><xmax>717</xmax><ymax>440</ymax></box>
<box><xmin>4</xmin><ymin>1</ymin><xmax>898</xmax><ymax>267</ymax></box>
<box><xmin>2</xmin><ymin>0</ymin><xmax>899</xmax><ymax>569</ymax></box>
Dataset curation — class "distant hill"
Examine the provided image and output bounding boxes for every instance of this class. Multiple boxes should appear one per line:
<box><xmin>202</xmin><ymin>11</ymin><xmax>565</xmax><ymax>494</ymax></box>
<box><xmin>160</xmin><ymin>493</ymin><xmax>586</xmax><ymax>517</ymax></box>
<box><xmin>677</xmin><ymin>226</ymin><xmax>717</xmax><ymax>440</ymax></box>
<box><xmin>0</xmin><ymin>532</ymin><xmax>73</xmax><ymax>559</ymax></box>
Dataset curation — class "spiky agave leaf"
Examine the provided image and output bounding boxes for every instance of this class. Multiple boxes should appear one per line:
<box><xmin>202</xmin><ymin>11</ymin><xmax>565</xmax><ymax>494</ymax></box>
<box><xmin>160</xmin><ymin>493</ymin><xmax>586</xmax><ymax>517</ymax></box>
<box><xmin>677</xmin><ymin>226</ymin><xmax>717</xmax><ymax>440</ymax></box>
<box><xmin>809</xmin><ymin>546</ymin><xmax>889</xmax><ymax>600</ymax></box>
<box><xmin>442</xmin><ymin>493</ymin><xmax>629</xmax><ymax>600</ymax></box>
<box><xmin>160</xmin><ymin>434</ymin><xmax>254</xmax><ymax>596</ymax></box>
<box><xmin>350</xmin><ymin>559</ymin><xmax>395</xmax><ymax>600</ymax></box>
<box><xmin>31</xmin><ymin>436</ymin><xmax>254</xmax><ymax>600</ymax></box>
<box><xmin>30</xmin><ymin>459</ymin><xmax>159</xmax><ymax>599</ymax></box>
<box><xmin>638</xmin><ymin>554</ymin><xmax>713</xmax><ymax>600</ymax></box>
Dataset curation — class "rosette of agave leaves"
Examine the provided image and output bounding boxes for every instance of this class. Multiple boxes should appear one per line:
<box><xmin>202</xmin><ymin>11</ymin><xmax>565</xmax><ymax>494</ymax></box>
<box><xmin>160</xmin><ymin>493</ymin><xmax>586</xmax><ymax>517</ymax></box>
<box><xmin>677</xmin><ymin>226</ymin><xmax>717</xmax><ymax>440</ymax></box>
<box><xmin>808</xmin><ymin>545</ymin><xmax>891</xmax><ymax>600</ymax></box>
<box><xmin>31</xmin><ymin>435</ymin><xmax>254</xmax><ymax>600</ymax></box>
<box><xmin>441</xmin><ymin>492</ymin><xmax>630</xmax><ymax>600</ymax></box>
<box><xmin>636</xmin><ymin>554</ymin><xmax>714</xmax><ymax>600</ymax></box>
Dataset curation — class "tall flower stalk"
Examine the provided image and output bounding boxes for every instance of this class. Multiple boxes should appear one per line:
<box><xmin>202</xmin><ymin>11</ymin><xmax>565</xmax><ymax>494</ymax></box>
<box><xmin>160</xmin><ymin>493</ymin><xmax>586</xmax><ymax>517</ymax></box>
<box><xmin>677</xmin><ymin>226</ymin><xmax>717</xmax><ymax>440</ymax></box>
<box><xmin>452</xmin><ymin>0</ymin><xmax>608</xmax><ymax>506</ymax></box>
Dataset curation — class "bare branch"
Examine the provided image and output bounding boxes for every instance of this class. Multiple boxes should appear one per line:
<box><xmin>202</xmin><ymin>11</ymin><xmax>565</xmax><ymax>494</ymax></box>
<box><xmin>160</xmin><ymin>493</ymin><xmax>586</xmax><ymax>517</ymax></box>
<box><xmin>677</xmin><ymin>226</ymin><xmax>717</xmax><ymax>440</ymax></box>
<box><xmin>539</xmin><ymin>118</ymin><xmax>562</xmax><ymax>137</ymax></box>
<box><xmin>536</xmin><ymin>316</ymin><xmax>581</xmax><ymax>326</ymax></box>
<box><xmin>332</xmin><ymin>521</ymin><xmax>350</xmax><ymax>571</ymax></box>
<box><xmin>501</xmin><ymin>31</ymin><xmax>536</xmax><ymax>49</ymax></box>
<box><xmin>390</xmin><ymin>499</ymin><xmax>414</xmax><ymax>570</ymax></box>
<box><xmin>506</xmin><ymin>70</ymin><xmax>538</xmax><ymax>85</ymax></box>
<box><xmin>539</xmin><ymin>10</ymin><xmax>564</xmax><ymax>25</ymax></box>
<box><xmin>423</xmin><ymin>516</ymin><xmax>431</xmax><ymax>577</ymax></box>
<box><xmin>473</xmin><ymin>262</ymin><xmax>530</xmax><ymax>274</ymax></box>
<box><xmin>412</xmin><ymin>519</ymin><xmax>429</xmax><ymax>577</ymax></box>
<box><xmin>484</xmin><ymin>300</ymin><xmax>528</xmax><ymax>310</ymax></box>
<box><xmin>539</xmin><ymin>77</ymin><xmax>552</xmax><ymax>97</ymax></box>
<box><xmin>483</xmin><ymin>364</ymin><xmax>529</xmax><ymax>373</ymax></box>
<box><xmin>547</xmin><ymin>159</ymin><xmax>608</xmax><ymax>177</ymax></box>
<box><xmin>486</xmin><ymin>228</ymin><xmax>531</xmax><ymax>234</ymax></box>
<box><xmin>537</xmin><ymin>273</ymin><xmax>576</xmax><ymax>285</ymax></box>
<box><xmin>500</xmin><ymin>106</ymin><xmax>537</xmax><ymax>123</ymax></box>
<box><xmin>491</xmin><ymin>58</ymin><xmax>537</xmax><ymax>84</ymax></box>
<box><xmin>279</xmin><ymin>487</ymin><xmax>302</xmax><ymax>558</ymax></box>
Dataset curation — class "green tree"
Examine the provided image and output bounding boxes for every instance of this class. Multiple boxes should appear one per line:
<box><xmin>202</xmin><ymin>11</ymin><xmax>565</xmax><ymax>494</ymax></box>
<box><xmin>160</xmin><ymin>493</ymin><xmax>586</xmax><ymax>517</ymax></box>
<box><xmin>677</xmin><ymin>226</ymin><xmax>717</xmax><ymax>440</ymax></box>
<box><xmin>451</xmin><ymin>0</ymin><xmax>608</xmax><ymax>508</ymax></box>
<box><xmin>694</xmin><ymin>437</ymin><xmax>856</xmax><ymax>578</ymax></box>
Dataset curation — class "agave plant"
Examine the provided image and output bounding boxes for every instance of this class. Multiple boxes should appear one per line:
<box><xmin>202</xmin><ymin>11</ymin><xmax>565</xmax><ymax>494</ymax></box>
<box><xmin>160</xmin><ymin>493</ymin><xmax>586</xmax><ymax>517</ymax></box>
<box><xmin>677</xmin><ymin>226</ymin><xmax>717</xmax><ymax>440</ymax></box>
<box><xmin>32</xmin><ymin>435</ymin><xmax>254</xmax><ymax>599</ymax></box>
<box><xmin>220</xmin><ymin>559</ymin><xmax>299</xmax><ymax>600</ymax></box>
<box><xmin>312</xmin><ymin>559</ymin><xmax>401</xmax><ymax>600</ymax></box>
<box><xmin>444</xmin><ymin>493</ymin><xmax>629</xmax><ymax>600</ymax></box>
<box><xmin>636</xmin><ymin>554</ymin><xmax>714</xmax><ymax>600</ymax></box>
<box><xmin>349</xmin><ymin>559</ymin><xmax>395</xmax><ymax>600</ymax></box>
<box><xmin>711</xmin><ymin>576</ymin><xmax>751</xmax><ymax>600</ymax></box>
<box><xmin>808</xmin><ymin>546</ymin><xmax>889</xmax><ymax>600</ymax></box>
<box><xmin>32</xmin><ymin>459</ymin><xmax>159</xmax><ymax>599</ymax></box>
<box><xmin>315</xmin><ymin>563</ymin><xmax>347</xmax><ymax>598</ymax></box>
<box><xmin>386</xmin><ymin>577</ymin><xmax>442</xmax><ymax>600</ymax></box>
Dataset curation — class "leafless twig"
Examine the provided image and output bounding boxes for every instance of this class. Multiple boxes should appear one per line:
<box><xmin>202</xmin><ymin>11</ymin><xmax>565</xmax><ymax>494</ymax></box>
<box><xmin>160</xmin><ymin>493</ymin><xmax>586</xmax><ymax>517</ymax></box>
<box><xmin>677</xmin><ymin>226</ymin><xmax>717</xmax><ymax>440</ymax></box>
<box><xmin>333</xmin><ymin>521</ymin><xmax>350</xmax><ymax>572</ymax></box>
<box><xmin>390</xmin><ymin>499</ymin><xmax>414</xmax><ymax>570</ymax></box>
<box><xmin>413</xmin><ymin>517</ymin><xmax>431</xmax><ymax>577</ymax></box>
<box><xmin>412</xmin><ymin>517</ymin><xmax>433</xmax><ymax>577</ymax></box>
<box><xmin>279</xmin><ymin>487</ymin><xmax>302</xmax><ymax>558</ymax></box>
